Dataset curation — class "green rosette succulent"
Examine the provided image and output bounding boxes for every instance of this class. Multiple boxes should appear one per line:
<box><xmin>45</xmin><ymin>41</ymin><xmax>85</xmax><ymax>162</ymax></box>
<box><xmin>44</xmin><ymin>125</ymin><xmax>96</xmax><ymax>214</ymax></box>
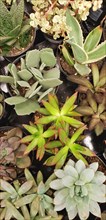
<box><xmin>50</xmin><ymin>159</ymin><xmax>106</xmax><ymax>220</ymax></box>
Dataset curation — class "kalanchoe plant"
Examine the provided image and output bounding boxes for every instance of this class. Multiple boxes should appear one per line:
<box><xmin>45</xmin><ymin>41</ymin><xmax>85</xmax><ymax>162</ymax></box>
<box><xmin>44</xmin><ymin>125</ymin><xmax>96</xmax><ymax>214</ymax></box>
<box><xmin>0</xmin><ymin>127</ymin><xmax>31</xmax><ymax>169</ymax></box>
<box><xmin>0</xmin><ymin>0</ymin><xmax>33</xmax><ymax>56</ymax></box>
<box><xmin>61</xmin><ymin>10</ymin><xmax>106</xmax><ymax>76</ymax></box>
<box><xmin>0</xmin><ymin>48</ymin><xmax>62</xmax><ymax>115</ymax></box>
<box><xmin>0</xmin><ymin>168</ymin><xmax>62</xmax><ymax>220</ymax></box>
<box><xmin>50</xmin><ymin>159</ymin><xmax>106</xmax><ymax>220</ymax></box>
<box><xmin>21</xmin><ymin>123</ymin><xmax>58</xmax><ymax>160</ymax></box>
<box><xmin>67</xmin><ymin>61</ymin><xmax>106</xmax><ymax>104</ymax></box>
<box><xmin>35</xmin><ymin>92</ymin><xmax>83</xmax><ymax>129</ymax></box>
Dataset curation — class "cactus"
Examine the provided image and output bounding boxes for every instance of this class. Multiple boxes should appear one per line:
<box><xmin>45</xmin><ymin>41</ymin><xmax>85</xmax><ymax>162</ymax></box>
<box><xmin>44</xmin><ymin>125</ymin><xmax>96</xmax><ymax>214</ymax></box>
<box><xmin>50</xmin><ymin>159</ymin><xmax>106</xmax><ymax>220</ymax></box>
<box><xmin>61</xmin><ymin>10</ymin><xmax>106</xmax><ymax>76</ymax></box>
<box><xmin>0</xmin><ymin>48</ymin><xmax>62</xmax><ymax>115</ymax></box>
<box><xmin>0</xmin><ymin>168</ymin><xmax>62</xmax><ymax>220</ymax></box>
<box><xmin>0</xmin><ymin>0</ymin><xmax>32</xmax><ymax>56</ymax></box>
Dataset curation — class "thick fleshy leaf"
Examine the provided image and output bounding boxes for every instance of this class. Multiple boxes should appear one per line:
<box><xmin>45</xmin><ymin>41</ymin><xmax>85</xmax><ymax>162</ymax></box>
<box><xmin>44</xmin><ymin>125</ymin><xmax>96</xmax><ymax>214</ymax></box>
<box><xmin>62</xmin><ymin>116</ymin><xmax>83</xmax><ymax>128</ymax></box>
<box><xmin>50</xmin><ymin>179</ymin><xmax>64</xmax><ymax>190</ymax></box>
<box><xmin>54</xmin><ymin>202</ymin><xmax>66</xmax><ymax>211</ymax></box>
<box><xmin>89</xmin><ymin>200</ymin><xmax>101</xmax><ymax>218</ymax></box>
<box><xmin>59</xmin><ymin>128</ymin><xmax>68</xmax><ymax>144</ymax></box>
<box><xmin>30</xmin><ymin>196</ymin><xmax>39</xmax><ymax>217</ymax></box>
<box><xmin>45</xmin><ymin>141</ymin><xmax>62</xmax><ymax>149</ymax></box>
<box><xmin>6</xmin><ymin>201</ymin><xmax>24</xmax><ymax>220</ymax></box>
<box><xmin>25</xmin><ymin>168</ymin><xmax>36</xmax><ymax>185</ymax></box>
<box><xmin>74</xmin><ymin>62</ymin><xmax>91</xmax><ymax>76</ymax></box>
<box><xmin>54</xmin><ymin>188</ymin><xmax>69</xmax><ymax>205</ymax></box>
<box><xmin>66</xmin><ymin>9</ymin><xmax>83</xmax><ymax>46</ymax></box>
<box><xmin>75</xmin><ymin>160</ymin><xmax>86</xmax><ymax>174</ymax></box>
<box><xmin>17</xmin><ymin>81</ymin><xmax>30</xmax><ymax>88</ymax></box>
<box><xmin>62</xmin><ymin>175</ymin><xmax>75</xmax><ymax>187</ymax></box>
<box><xmin>77</xmin><ymin>197</ymin><xmax>89</xmax><ymax>220</ymax></box>
<box><xmin>91</xmin><ymin>171</ymin><xmax>106</xmax><ymax>185</ymax></box>
<box><xmin>26</xmin><ymin>49</ymin><xmax>40</xmax><ymax>68</ymax></box>
<box><xmin>36</xmin><ymin>116</ymin><xmax>57</xmax><ymax>124</ymax></box>
<box><xmin>87</xmin><ymin>184</ymin><xmax>106</xmax><ymax>202</ymax></box>
<box><xmin>67</xmin><ymin>207</ymin><xmax>77</xmax><ymax>220</ymax></box>
<box><xmin>61</xmin><ymin>92</ymin><xmax>78</xmax><ymax>115</ymax></box>
<box><xmin>5</xmin><ymin>96</ymin><xmax>27</xmax><ymax>105</ymax></box>
<box><xmin>43</xmin><ymin>129</ymin><xmax>57</xmax><ymax>138</ymax></box>
<box><xmin>37</xmin><ymin>181</ymin><xmax>46</xmax><ymax>194</ymax></box>
<box><xmin>17</xmin><ymin>69</ymin><xmax>32</xmax><ymax>81</ymax></box>
<box><xmin>48</xmin><ymin>94</ymin><xmax>59</xmax><ymax>110</ymax></box>
<box><xmin>68</xmin><ymin>41</ymin><xmax>88</xmax><ymax>63</ymax></box>
<box><xmin>23</xmin><ymin>124</ymin><xmax>38</xmax><ymax>134</ymax></box>
<box><xmin>21</xmin><ymin>205</ymin><xmax>30</xmax><ymax>220</ymax></box>
<box><xmin>70</xmin><ymin>125</ymin><xmax>86</xmax><ymax>144</ymax></box>
<box><xmin>38</xmin><ymin>88</ymin><xmax>53</xmax><ymax>102</ymax></box>
<box><xmin>84</xmin><ymin>25</ymin><xmax>103</xmax><ymax>52</ymax></box>
<box><xmin>14</xmin><ymin>99</ymin><xmax>40</xmax><ymax>115</ymax></box>
<box><xmin>0</xmin><ymin>180</ymin><xmax>17</xmax><ymax>196</ymax></box>
<box><xmin>80</xmin><ymin>168</ymin><xmax>94</xmax><ymax>183</ymax></box>
<box><xmin>89</xmin><ymin>162</ymin><xmax>98</xmax><ymax>172</ymax></box>
<box><xmin>42</xmin><ymin>100</ymin><xmax>59</xmax><ymax>116</ymax></box>
<box><xmin>91</xmin><ymin>63</ymin><xmax>99</xmax><ymax>87</ymax></box>
<box><xmin>54</xmin><ymin>169</ymin><xmax>64</xmax><ymax>178</ymax></box>
<box><xmin>18</xmin><ymin>180</ymin><xmax>33</xmax><ymax>195</ymax></box>
<box><xmin>16</xmin><ymin>156</ymin><xmax>31</xmax><ymax>168</ymax></box>
<box><xmin>24</xmin><ymin>138</ymin><xmax>38</xmax><ymax>154</ymax></box>
<box><xmin>64</xmin><ymin>165</ymin><xmax>78</xmax><ymax>179</ymax></box>
<box><xmin>65</xmin><ymin>196</ymin><xmax>76</xmax><ymax>211</ymax></box>
<box><xmin>14</xmin><ymin>194</ymin><xmax>36</xmax><ymax>207</ymax></box>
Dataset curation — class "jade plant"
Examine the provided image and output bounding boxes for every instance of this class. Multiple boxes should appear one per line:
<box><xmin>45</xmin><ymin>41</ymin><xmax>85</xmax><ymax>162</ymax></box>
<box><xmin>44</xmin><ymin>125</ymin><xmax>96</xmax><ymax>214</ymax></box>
<box><xmin>0</xmin><ymin>168</ymin><xmax>62</xmax><ymax>220</ymax></box>
<box><xmin>0</xmin><ymin>127</ymin><xmax>31</xmax><ymax>170</ymax></box>
<box><xmin>50</xmin><ymin>159</ymin><xmax>106</xmax><ymax>220</ymax></box>
<box><xmin>61</xmin><ymin>10</ymin><xmax>106</xmax><ymax>76</ymax></box>
<box><xmin>30</xmin><ymin>0</ymin><xmax>103</xmax><ymax>39</ymax></box>
<box><xmin>0</xmin><ymin>48</ymin><xmax>62</xmax><ymax>115</ymax></box>
<box><xmin>0</xmin><ymin>0</ymin><xmax>33</xmax><ymax>56</ymax></box>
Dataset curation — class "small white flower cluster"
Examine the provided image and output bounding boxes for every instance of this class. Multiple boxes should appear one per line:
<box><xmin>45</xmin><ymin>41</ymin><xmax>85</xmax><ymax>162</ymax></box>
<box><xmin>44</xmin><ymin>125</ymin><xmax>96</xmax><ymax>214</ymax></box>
<box><xmin>30</xmin><ymin>0</ymin><xmax>103</xmax><ymax>39</ymax></box>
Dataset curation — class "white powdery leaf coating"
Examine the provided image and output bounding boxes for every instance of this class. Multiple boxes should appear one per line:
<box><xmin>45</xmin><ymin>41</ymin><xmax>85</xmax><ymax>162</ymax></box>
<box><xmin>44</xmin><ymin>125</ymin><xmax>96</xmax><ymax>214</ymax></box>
<box><xmin>54</xmin><ymin>169</ymin><xmax>65</xmax><ymax>178</ymax></box>
<box><xmin>89</xmin><ymin>200</ymin><xmax>101</xmax><ymax>218</ymax></box>
<box><xmin>89</xmin><ymin>162</ymin><xmax>98</xmax><ymax>172</ymax></box>
<box><xmin>50</xmin><ymin>179</ymin><xmax>64</xmax><ymax>190</ymax></box>
<box><xmin>79</xmin><ymin>168</ymin><xmax>95</xmax><ymax>183</ymax></box>
<box><xmin>64</xmin><ymin>165</ymin><xmax>78</xmax><ymax>179</ymax></box>
<box><xmin>54</xmin><ymin>188</ymin><xmax>69</xmax><ymax>205</ymax></box>
<box><xmin>92</xmin><ymin>171</ymin><xmax>106</xmax><ymax>185</ymax></box>
<box><xmin>75</xmin><ymin>160</ymin><xmax>86</xmax><ymax>174</ymax></box>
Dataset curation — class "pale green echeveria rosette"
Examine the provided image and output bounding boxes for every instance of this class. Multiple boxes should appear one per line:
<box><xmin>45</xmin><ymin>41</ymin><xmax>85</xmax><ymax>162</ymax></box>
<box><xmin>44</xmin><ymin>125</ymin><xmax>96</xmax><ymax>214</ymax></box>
<box><xmin>50</xmin><ymin>159</ymin><xmax>106</xmax><ymax>220</ymax></box>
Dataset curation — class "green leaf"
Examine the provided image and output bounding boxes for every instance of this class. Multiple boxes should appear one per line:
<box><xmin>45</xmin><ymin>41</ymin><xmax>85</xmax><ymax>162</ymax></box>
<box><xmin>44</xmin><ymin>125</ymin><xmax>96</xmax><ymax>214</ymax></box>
<box><xmin>43</xmin><ymin>129</ymin><xmax>57</xmax><ymax>138</ymax></box>
<box><xmin>18</xmin><ymin>181</ymin><xmax>33</xmax><ymax>195</ymax></box>
<box><xmin>17</xmin><ymin>69</ymin><xmax>32</xmax><ymax>81</ymax></box>
<box><xmin>67</xmin><ymin>40</ymin><xmax>88</xmax><ymax>63</ymax></box>
<box><xmin>24</xmin><ymin>138</ymin><xmax>39</xmax><ymax>154</ymax></box>
<box><xmin>26</xmin><ymin>49</ymin><xmax>40</xmax><ymax>68</ymax></box>
<box><xmin>74</xmin><ymin>62</ymin><xmax>91</xmax><ymax>76</ymax></box>
<box><xmin>69</xmin><ymin>125</ymin><xmax>86</xmax><ymax>144</ymax></box>
<box><xmin>17</xmin><ymin>80</ymin><xmax>30</xmax><ymax>87</ymax></box>
<box><xmin>36</xmin><ymin>116</ymin><xmax>57</xmax><ymax>124</ymax></box>
<box><xmin>71</xmin><ymin>150</ymin><xmax>88</xmax><ymax>165</ymax></box>
<box><xmin>5</xmin><ymin>96</ymin><xmax>27</xmax><ymax>105</ymax></box>
<box><xmin>25</xmin><ymin>81</ymin><xmax>39</xmax><ymax>98</ymax></box>
<box><xmin>61</xmin><ymin>92</ymin><xmax>77</xmax><ymax>115</ymax></box>
<box><xmin>25</xmin><ymin>168</ymin><xmax>36</xmax><ymax>185</ymax></box>
<box><xmin>37</xmin><ymin>171</ymin><xmax>43</xmax><ymax>184</ymax></box>
<box><xmin>16</xmin><ymin>156</ymin><xmax>31</xmax><ymax>169</ymax></box>
<box><xmin>42</xmin><ymin>100</ymin><xmax>59</xmax><ymax>116</ymax></box>
<box><xmin>30</xmin><ymin>67</ymin><xmax>43</xmax><ymax>80</ymax></box>
<box><xmin>50</xmin><ymin>146</ymin><xmax>69</xmax><ymax>165</ymax></box>
<box><xmin>67</xmin><ymin>74</ymin><xmax>93</xmax><ymax>89</ymax></box>
<box><xmin>23</xmin><ymin>124</ymin><xmax>38</xmax><ymax>134</ymax></box>
<box><xmin>84</xmin><ymin>25</ymin><xmax>103</xmax><ymax>52</ymax></box>
<box><xmin>36</xmin><ymin>144</ymin><xmax>45</xmax><ymax>160</ymax></box>
<box><xmin>45</xmin><ymin>141</ymin><xmax>62</xmax><ymax>149</ymax></box>
<box><xmin>12</xmin><ymin>0</ymin><xmax>24</xmax><ymax>28</ymax></box>
<box><xmin>14</xmin><ymin>194</ymin><xmax>36</xmax><ymax>208</ymax></box>
<box><xmin>21</xmin><ymin>205</ymin><xmax>30</xmax><ymax>220</ymax></box>
<box><xmin>48</xmin><ymin>93</ymin><xmax>59</xmax><ymax>110</ymax></box>
<box><xmin>66</xmin><ymin>9</ymin><xmax>83</xmax><ymax>47</ymax></box>
<box><xmin>14</xmin><ymin>99</ymin><xmax>40</xmax><ymax>115</ymax></box>
<box><xmin>29</xmin><ymin>85</ymin><xmax>42</xmax><ymax>98</ymax></box>
<box><xmin>0</xmin><ymin>75</ymin><xmax>14</xmax><ymax>84</ymax></box>
<box><xmin>62</xmin><ymin>116</ymin><xmax>83</xmax><ymax>128</ymax></box>
<box><xmin>38</xmin><ymin>88</ymin><xmax>54</xmax><ymax>102</ymax></box>
<box><xmin>43</xmin><ymin>67</ymin><xmax>60</xmax><ymax>79</ymax></box>
<box><xmin>40</xmin><ymin>50</ymin><xmax>56</xmax><ymax>68</ymax></box>
<box><xmin>30</xmin><ymin>196</ymin><xmax>39</xmax><ymax>217</ymax></box>
<box><xmin>91</xmin><ymin>63</ymin><xmax>100</xmax><ymax>87</ymax></box>
<box><xmin>6</xmin><ymin>201</ymin><xmax>24</xmax><ymax>220</ymax></box>
<box><xmin>0</xmin><ymin>179</ymin><xmax>16</xmax><ymax>196</ymax></box>
<box><xmin>59</xmin><ymin>129</ymin><xmax>68</xmax><ymax>144</ymax></box>
<box><xmin>39</xmin><ymin>78</ymin><xmax>62</xmax><ymax>89</ymax></box>
<box><xmin>84</xmin><ymin>41</ymin><xmax>106</xmax><ymax>64</ymax></box>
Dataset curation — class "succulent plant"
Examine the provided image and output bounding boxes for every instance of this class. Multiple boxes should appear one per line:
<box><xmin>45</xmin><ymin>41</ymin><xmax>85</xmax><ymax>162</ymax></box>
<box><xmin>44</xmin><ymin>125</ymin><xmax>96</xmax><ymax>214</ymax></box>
<box><xmin>44</xmin><ymin>125</ymin><xmax>94</xmax><ymax>168</ymax></box>
<box><xmin>0</xmin><ymin>127</ymin><xmax>31</xmax><ymax>169</ymax></box>
<box><xmin>30</xmin><ymin>0</ymin><xmax>103</xmax><ymax>39</ymax></box>
<box><xmin>0</xmin><ymin>0</ymin><xmax>33</xmax><ymax>56</ymax></box>
<box><xmin>0</xmin><ymin>164</ymin><xmax>17</xmax><ymax>181</ymax></box>
<box><xmin>75</xmin><ymin>89</ymin><xmax>106</xmax><ymax>136</ymax></box>
<box><xmin>0</xmin><ymin>48</ymin><xmax>62</xmax><ymax>115</ymax></box>
<box><xmin>50</xmin><ymin>159</ymin><xmax>106</xmax><ymax>220</ymax></box>
<box><xmin>68</xmin><ymin>62</ymin><xmax>106</xmax><ymax>102</ymax></box>
<box><xmin>21</xmin><ymin>123</ymin><xmax>58</xmax><ymax>160</ymax></box>
<box><xmin>61</xmin><ymin>10</ymin><xmax>106</xmax><ymax>76</ymax></box>
<box><xmin>35</xmin><ymin>92</ymin><xmax>83</xmax><ymax>129</ymax></box>
<box><xmin>0</xmin><ymin>91</ymin><xmax>4</xmax><ymax>118</ymax></box>
<box><xmin>0</xmin><ymin>168</ymin><xmax>62</xmax><ymax>220</ymax></box>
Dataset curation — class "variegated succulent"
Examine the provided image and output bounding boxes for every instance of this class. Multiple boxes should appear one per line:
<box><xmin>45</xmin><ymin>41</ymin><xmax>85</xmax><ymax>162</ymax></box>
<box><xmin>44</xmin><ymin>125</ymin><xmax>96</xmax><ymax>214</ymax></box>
<box><xmin>50</xmin><ymin>159</ymin><xmax>106</xmax><ymax>220</ymax></box>
<box><xmin>0</xmin><ymin>168</ymin><xmax>62</xmax><ymax>220</ymax></box>
<box><xmin>61</xmin><ymin>10</ymin><xmax>106</xmax><ymax>76</ymax></box>
<box><xmin>0</xmin><ymin>127</ymin><xmax>31</xmax><ymax>169</ymax></box>
<box><xmin>0</xmin><ymin>48</ymin><xmax>62</xmax><ymax>115</ymax></box>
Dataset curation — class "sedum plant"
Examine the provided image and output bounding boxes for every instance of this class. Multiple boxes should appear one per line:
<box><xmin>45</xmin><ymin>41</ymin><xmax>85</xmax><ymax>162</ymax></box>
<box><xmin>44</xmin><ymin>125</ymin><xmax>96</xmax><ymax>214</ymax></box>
<box><xmin>0</xmin><ymin>48</ymin><xmax>62</xmax><ymax>115</ymax></box>
<box><xmin>50</xmin><ymin>159</ymin><xmax>106</xmax><ymax>220</ymax></box>
<box><xmin>0</xmin><ymin>127</ymin><xmax>31</xmax><ymax>169</ymax></box>
<box><xmin>61</xmin><ymin>10</ymin><xmax>106</xmax><ymax>76</ymax></box>
<box><xmin>35</xmin><ymin>92</ymin><xmax>83</xmax><ymax>129</ymax></box>
<box><xmin>0</xmin><ymin>0</ymin><xmax>33</xmax><ymax>56</ymax></box>
<box><xmin>0</xmin><ymin>168</ymin><xmax>62</xmax><ymax>220</ymax></box>
<box><xmin>30</xmin><ymin>0</ymin><xmax>103</xmax><ymax>39</ymax></box>
<box><xmin>21</xmin><ymin>123</ymin><xmax>58</xmax><ymax>160</ymax></box>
